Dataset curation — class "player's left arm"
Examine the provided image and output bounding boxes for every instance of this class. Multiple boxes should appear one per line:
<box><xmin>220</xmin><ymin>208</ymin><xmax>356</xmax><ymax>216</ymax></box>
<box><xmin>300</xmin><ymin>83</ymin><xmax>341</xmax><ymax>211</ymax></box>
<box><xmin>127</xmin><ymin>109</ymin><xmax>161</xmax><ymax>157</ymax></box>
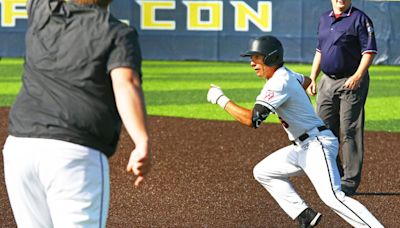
<box><xmin>207</xmin><ymin>84</ymin><xmax>270</xmax><ymax>128</ymax></box>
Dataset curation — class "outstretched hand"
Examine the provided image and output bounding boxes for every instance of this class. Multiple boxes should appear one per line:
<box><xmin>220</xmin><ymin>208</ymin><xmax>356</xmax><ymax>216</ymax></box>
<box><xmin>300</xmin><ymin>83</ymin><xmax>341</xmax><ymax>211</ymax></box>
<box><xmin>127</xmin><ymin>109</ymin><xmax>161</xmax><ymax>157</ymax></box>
<box><xmin>207</xmin><ymin>84</ymin><xmax>225</xmax><ymax>104</ymax></box>
<box><xmin>207</xmin><ymin>84</ymin><xmax>230</xmax><ymax>109</ymax></box>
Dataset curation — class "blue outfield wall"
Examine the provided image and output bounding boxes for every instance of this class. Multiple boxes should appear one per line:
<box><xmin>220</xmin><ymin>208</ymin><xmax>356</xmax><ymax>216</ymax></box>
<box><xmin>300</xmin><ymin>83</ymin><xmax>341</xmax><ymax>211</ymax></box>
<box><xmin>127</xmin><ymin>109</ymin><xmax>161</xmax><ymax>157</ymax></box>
<box><xmin>0</xmin><ymin>0</ymin><xmax>399</xmax><ymax>65</ymax></box>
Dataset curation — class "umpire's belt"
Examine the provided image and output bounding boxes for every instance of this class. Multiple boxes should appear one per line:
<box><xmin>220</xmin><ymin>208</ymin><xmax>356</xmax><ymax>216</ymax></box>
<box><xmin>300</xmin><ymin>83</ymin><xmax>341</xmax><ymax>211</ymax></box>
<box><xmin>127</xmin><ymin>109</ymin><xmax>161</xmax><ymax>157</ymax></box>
<box><xmin>325</xmin><ymin>74</ymin><xmax>347</xmax><ymax>80</ymax></box>
<box><xmin>291</xmin><ymin>126</ymin><xmax>328</xmax><ymax>145</ymax></box>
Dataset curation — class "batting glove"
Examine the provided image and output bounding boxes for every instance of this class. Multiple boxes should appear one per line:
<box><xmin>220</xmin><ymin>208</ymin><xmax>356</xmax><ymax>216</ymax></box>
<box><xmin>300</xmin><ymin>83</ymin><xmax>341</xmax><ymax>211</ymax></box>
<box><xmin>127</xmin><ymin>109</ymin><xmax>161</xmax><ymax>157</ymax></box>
<box><xmin>207</xmin><ymin>84</ymin><xmax>230</xmax><ymax>109</ymax></box>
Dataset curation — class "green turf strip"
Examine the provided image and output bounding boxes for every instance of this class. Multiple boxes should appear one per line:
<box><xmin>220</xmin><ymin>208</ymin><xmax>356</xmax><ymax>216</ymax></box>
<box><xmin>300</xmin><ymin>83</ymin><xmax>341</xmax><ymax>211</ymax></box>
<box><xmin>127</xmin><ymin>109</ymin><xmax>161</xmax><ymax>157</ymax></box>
<box><xmin>1</xmin><ymin>59</ymin><xmax>399</xmax><ymax>132</ymax></box>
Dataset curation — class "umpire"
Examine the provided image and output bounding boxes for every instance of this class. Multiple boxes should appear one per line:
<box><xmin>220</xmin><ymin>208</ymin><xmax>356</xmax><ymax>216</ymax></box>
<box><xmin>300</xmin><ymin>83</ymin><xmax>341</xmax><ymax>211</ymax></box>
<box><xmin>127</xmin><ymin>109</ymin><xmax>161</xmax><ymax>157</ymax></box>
<box><xmin>308</xmin><ymin>0</ymin><xmax>377</xmax><ymax>196</ymax></box>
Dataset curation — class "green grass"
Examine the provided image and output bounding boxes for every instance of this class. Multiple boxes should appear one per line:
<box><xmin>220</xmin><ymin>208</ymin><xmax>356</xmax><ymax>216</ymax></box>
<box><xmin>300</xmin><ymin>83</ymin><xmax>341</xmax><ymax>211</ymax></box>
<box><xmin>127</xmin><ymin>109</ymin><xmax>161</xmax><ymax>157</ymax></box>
<box><xmin>1</xmin><ymin>58</ymin><xmax>399</xmax><ymax>132</ymax></box>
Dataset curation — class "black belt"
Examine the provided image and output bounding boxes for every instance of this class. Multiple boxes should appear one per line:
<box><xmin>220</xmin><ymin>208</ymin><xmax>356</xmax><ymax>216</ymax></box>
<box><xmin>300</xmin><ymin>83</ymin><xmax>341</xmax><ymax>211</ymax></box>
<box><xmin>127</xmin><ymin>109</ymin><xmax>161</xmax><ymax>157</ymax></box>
<box><xmin>292</xmin><ymin>126</ymin><xmax>328</xmax><ymax>145</ymax></box>
<box><xmin>326</xmin><ymin>74</ymin><xmax>347</xmax><ymax>80</ymax></box>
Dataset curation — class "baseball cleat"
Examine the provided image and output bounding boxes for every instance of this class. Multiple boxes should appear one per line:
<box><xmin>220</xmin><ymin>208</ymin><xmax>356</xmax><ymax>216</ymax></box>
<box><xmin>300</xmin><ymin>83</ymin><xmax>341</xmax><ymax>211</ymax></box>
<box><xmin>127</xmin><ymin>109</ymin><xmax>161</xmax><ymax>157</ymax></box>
<box><xmin>298</xmin><ymin>208</ymin><xmax>322</xmax><ymax>228</ymax></box>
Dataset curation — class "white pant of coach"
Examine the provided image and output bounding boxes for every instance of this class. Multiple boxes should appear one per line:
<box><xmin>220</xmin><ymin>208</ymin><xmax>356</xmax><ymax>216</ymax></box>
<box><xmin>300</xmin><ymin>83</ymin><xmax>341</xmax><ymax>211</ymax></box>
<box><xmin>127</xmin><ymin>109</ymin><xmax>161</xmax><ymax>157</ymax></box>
<box><xmin>253</xmin><ymin>130</ymin><xmax>383</xmax><ymax>228</ymax></box>
<box><xmin>3</xmin><ymin>136</ymin><xmax>110</xmax><ymax>228</ymax></box>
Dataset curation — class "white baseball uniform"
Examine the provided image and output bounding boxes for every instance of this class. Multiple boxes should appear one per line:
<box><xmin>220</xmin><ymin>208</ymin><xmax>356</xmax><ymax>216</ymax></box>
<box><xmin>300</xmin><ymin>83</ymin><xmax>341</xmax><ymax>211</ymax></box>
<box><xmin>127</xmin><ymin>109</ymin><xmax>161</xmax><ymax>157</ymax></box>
<box><xmin>252</xmin><ymin>66</ymin><xmax>382</xmax><ymax>227</ymax></box>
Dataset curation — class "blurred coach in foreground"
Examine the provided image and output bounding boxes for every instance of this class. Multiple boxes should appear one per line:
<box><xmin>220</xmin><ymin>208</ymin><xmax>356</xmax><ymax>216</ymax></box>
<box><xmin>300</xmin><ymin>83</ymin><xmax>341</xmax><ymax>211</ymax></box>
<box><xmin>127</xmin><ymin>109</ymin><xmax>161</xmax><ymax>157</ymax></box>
<box><xmin>2</xmin><ymin>0</ymin><xmax>151</xmax><ymax>227</ymax></box>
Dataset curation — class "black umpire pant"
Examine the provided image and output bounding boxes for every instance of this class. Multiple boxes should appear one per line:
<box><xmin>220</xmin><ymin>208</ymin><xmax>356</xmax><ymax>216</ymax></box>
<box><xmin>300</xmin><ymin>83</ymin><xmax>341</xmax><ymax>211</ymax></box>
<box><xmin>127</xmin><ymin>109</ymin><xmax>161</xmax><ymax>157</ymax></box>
<box><xmin>316</xmin><ymin>73</ymin><xmax>369</xmax><ymax>195</ymax></box>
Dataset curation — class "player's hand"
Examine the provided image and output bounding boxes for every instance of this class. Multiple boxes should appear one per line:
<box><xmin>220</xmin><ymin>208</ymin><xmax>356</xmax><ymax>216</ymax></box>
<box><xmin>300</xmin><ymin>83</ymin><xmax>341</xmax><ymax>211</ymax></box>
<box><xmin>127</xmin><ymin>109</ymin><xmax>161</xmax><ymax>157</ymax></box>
<box><xmin>207</xmin><ymin>84</ymin><xmax>230</xmax><ymax>108</ymax></box>
<box><xmin>307</xmin><ymin>80</ymin><xmax>317</xmax><ymax>96</ymax></box>
<box><xmin>207</xmin><ymin>84</ymin><xmax>225</xmax><ymax>104</ymax></box>
<box><xmin>126</xmin><ymin>144</ymin><xmax>151</xmax><ymax>187</ymax></box>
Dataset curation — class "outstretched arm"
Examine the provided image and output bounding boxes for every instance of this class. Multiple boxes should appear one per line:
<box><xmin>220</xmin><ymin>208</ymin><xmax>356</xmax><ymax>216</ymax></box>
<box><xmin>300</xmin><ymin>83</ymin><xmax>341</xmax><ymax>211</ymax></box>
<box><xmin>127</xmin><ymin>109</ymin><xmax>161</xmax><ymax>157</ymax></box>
<box><xmin>207</xmin><ymin>84</ymin><xmax>252</xmax><ymax>127</ymax></box>
<box><xmin>207</xmin><ymin>85</ymin><xmax>270</xmax><ymax>128</ymax></box>
<box><xmin>111</xmin><ymin>67</ymin><xmax>151</xmax><ymax>187</ymax></box>
<box><xmin>224</xmin><ymin>101</ymin><xmax>253</xmax><ymax>127</ymax></box>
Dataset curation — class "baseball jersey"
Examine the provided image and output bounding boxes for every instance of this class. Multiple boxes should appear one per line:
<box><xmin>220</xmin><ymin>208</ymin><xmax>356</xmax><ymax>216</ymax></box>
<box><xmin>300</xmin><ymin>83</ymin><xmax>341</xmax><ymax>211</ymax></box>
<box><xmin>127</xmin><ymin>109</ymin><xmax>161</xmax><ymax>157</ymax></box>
<box><xmin>8</xmin><ymin>1</ymin><xmax>142</xmax><ymax>157</ymax></box>
<box><xmin>255</xmin><ymin>67</ymin><xmax>324</xmax><ymax>141</ymax></box>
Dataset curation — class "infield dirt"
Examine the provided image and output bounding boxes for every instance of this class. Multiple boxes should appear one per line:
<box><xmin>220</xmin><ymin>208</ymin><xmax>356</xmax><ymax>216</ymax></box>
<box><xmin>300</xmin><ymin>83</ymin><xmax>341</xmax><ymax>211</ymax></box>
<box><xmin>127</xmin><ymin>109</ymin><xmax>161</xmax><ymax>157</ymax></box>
<box><xmin>1</xmin><ymin>108</ymin><xmax>399</xmax><ymax>227</ymax></box>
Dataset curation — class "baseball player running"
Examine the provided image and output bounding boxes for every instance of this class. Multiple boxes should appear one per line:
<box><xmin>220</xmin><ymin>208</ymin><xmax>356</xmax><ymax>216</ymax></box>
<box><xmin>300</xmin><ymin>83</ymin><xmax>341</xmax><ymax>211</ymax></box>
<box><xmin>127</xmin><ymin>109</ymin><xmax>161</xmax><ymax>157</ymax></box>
<box><xmin>207</xmin><ymin>35</ymin><xmax>382</xmax><ymax>227</ymax></box>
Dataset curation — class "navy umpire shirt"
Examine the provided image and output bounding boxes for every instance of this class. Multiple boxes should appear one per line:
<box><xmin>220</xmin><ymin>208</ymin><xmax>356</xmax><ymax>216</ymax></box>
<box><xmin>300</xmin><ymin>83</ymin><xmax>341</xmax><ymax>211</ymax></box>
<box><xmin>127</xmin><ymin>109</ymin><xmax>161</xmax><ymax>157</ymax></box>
<box><xmin>9</xmin><ymin>1</ymin><xmax>142</xmax><ymax>157</ymax></box>
<box><xmin>316</xmin><ymin>5</ymin><xmax>377</xmax><ymax>78</ymax></box>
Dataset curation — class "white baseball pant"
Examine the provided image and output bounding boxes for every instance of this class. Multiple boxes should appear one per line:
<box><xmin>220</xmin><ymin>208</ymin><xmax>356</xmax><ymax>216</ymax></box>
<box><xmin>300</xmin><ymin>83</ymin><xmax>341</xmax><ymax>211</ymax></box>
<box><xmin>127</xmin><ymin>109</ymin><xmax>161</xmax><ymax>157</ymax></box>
<box><xmin>2</xmin><ymin>136</ymin><xmax>110</xmax><ymax>228</ymax></box>
<box><xmin>253</xmin><ymin>130</ymin><xmax>383</xmax><ymax>228</ymax></box>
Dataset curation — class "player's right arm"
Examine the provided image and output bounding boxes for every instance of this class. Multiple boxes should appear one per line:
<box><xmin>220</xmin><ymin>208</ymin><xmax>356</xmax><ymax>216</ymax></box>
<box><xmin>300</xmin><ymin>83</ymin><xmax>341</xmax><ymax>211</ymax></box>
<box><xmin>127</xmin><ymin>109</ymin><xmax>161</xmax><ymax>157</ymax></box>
<box><xmin>224</xmin><ymin>101</ymin><xmax>253</xmax><ymax>127</ymax></box>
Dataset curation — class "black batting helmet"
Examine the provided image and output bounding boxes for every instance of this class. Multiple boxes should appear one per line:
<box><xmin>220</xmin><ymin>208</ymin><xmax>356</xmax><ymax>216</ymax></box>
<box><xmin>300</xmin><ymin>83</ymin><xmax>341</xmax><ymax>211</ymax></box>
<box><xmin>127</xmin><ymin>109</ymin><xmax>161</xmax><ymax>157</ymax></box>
<box><xmin>240</xmin><ymin>35</ymin><xmax>284</xmax><ymax>67</ymax></box>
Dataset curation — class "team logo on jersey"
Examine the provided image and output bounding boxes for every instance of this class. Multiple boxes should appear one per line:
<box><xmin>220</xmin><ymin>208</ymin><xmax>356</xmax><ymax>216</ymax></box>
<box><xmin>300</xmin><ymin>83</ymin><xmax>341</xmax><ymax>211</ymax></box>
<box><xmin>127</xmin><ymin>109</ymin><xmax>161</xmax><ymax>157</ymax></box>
<box><xmin>264</xmin><ymin>90</ymin><xmax>274</xmax><ymax>101</ymax></box>
<box><xmin>366</xmin><ymin>22</ymin><xmax>374</xmax><ymax>35</ymax></box>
